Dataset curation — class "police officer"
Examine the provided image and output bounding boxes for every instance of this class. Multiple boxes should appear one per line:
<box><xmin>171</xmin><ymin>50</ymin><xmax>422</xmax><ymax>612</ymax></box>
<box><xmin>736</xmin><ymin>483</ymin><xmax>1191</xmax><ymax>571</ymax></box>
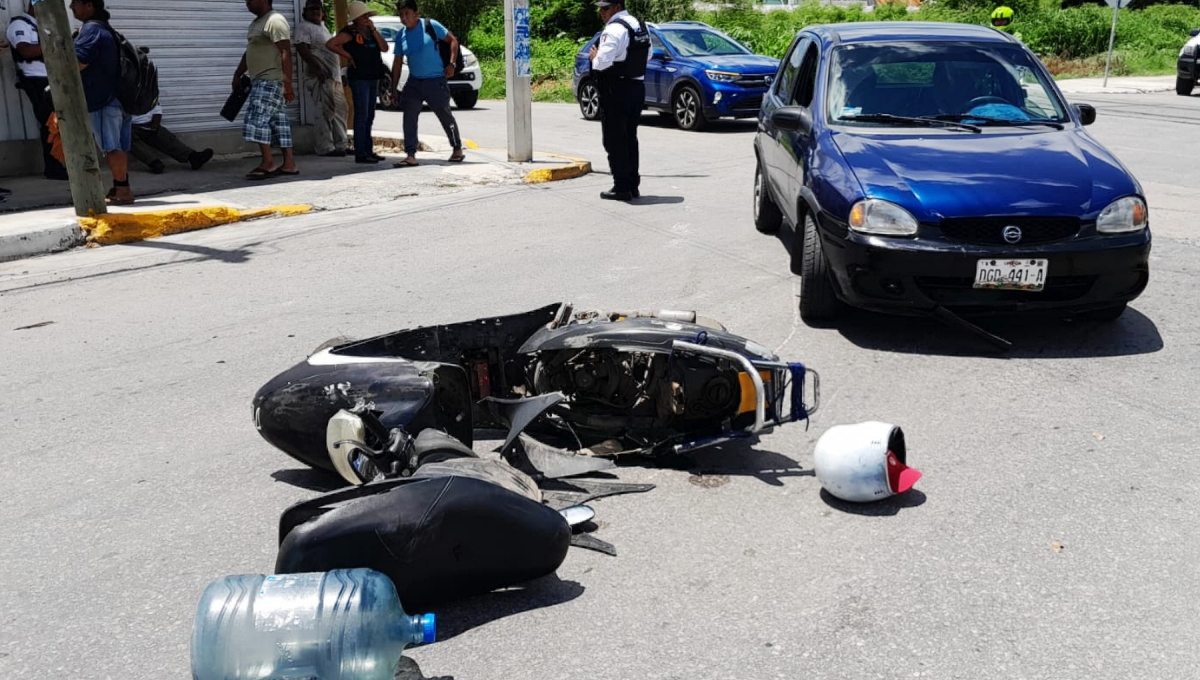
<box><xmin>6</xmin><ymin>1</ymin><xmax>69</xmax><ymax>180</ymax></box>
<box><xmin>589</xmin><ymin>0</ymin><xmax>650</xmax><ymax>201</ymax></box>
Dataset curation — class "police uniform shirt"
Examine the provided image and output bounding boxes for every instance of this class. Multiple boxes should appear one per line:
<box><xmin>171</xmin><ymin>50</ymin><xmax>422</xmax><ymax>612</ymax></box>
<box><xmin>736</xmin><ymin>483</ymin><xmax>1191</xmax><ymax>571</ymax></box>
<box><xmin>6</xmin><ymin>14</ymin><xmax>48</xmax><ymax>78</ymax></box>
<box><xmin>590</xmin><ymin>9</ymin><xmax>652</xmax><ymax>80</ymax></box>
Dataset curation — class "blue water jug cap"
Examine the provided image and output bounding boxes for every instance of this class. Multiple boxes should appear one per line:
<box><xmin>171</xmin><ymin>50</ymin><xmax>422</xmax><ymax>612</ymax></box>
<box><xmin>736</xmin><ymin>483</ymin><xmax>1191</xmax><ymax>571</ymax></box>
<box><xmin>420</xmin><ymin>613</ymin><xmax>436</xmax><ymax>644</ymax></box>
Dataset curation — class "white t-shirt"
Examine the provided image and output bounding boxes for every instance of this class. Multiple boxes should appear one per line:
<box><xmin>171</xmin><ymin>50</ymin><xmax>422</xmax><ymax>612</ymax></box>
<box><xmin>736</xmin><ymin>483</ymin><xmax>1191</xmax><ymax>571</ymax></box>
<box><xmin>590</xmin><ymin>10</ymin><xmax>652</xmax><ymax>81</ymax></box>
<box><xmin>131</xmin><ymin>104</ymin><xmax>163</xmax><ymax>126</ymax></box>
<box><xmin>6</xmin><ymin>14</ymin><xmax>48</xmax><ymax>78</ymax></box>
<box><xmin>293</xmin><ymin>18</ymin><xmax>340</xmax><ymax>81</ymax></box>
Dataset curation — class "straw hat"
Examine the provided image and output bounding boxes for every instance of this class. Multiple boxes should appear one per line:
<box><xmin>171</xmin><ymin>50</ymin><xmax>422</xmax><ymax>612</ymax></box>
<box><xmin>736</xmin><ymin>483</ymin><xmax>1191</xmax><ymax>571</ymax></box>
<box><xmin>347</xmin><ymin>1</ymin><xmax>377</xmax><ymax>21</ymax></box>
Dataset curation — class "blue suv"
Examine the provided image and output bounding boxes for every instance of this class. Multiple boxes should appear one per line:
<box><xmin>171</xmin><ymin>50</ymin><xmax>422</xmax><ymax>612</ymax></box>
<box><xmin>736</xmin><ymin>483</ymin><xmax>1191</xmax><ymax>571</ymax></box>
<box><xmin>573</xmin><ymin>21</ymin><xmax>780</xmax><ymax>131</ymax></box>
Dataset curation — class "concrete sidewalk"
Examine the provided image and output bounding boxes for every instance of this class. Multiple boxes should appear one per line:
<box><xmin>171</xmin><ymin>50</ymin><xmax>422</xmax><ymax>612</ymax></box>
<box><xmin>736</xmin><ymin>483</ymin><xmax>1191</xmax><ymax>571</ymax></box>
<box><xmin>0</xmin><ymin>134</ymin><xmax>590</xmax><ymax>263</ymax></box>
<box><xmin>1055</xmin><ymin>75</ymin><xmax>1177</xmax><ymax>95</ymax></box>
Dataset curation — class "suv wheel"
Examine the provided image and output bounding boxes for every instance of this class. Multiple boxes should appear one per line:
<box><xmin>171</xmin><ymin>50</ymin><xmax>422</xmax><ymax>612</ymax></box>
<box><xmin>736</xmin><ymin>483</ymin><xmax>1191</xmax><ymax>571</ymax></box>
<box><xmin>378</xmin><ymin>78</ymin><xmax>400</xmax><ymax>111</ymax></box>
<box><xmin>578</xmin><ymin>79</ymin><xmax>602</xmax><ymax>120</ymax></box>
<box><xmin>1177</xmin><ymin>76</ymin><xmax>1194</xmax><ymax>96</ymax></box>
<box><xmin>797</xmin><ymin>213</ymin><xmax>840</xmax><ymax>322</ymax></box>
<box><xmin>753</xmin><ymin>161</ymin><xmax>782</xmax><ymax>234</ymax></box>
<box><xmin>672</xmin><ymin>85</ymin><xmax>707</xmax><ymax>131</ymax></box>
<box><xmin>453</xmin><ymin>90</ymin><xmax>479</xmax><ymax>109</ymax></box>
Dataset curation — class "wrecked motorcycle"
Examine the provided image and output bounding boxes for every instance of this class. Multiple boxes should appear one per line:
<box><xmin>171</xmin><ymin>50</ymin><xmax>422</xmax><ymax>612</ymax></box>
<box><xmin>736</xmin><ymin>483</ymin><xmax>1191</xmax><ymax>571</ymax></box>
<box><xmin>252</xmin><ymin>302</ymin><xmax>820</xmax><ymax>483</ymax></box>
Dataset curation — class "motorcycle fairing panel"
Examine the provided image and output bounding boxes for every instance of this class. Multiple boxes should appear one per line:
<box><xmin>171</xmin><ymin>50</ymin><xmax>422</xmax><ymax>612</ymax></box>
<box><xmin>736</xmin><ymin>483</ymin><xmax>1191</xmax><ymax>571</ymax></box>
<box><xmin>253</xmin><ymin>302</ymin><xmax>818</xmax><ymax>474</ymax></box>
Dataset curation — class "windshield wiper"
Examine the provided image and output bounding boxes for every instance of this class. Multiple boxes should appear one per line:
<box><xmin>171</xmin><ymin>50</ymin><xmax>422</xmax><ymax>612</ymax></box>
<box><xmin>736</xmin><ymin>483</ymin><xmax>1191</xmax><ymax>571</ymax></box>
<box><xmin>929</xmin><ymin>114</ymin><xmax>1064</xmax><ymax>130</ymax></box>
<box><xmin>839</xmin><ymin>113</ymin><xmax>981</xmax><ymax>133</ymax></box>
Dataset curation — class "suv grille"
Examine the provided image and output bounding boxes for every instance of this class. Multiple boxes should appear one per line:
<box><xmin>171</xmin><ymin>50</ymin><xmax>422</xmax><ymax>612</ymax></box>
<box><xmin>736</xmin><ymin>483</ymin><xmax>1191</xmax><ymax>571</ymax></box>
<box><xmin>735</xmin><ymin>75</ymin><xmax>771</xmax><ymax>88</ymax></box>
<box><xmin>938</xmin><ymin>217</ymin><xmax>1081</xmax><ymax>245</ymax></box>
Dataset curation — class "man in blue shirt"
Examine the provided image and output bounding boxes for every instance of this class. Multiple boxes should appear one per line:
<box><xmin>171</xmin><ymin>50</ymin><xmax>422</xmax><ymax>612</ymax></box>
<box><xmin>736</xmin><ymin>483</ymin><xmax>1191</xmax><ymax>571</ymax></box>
<box><xmin>71</xmin><ymin>0</ymin><xmax>133</xmax><ymax>205</ymax></box>
<box><xmin>389</xmin><ymin>0</ymin><xmax>464</xmax><ymax>167</ymax></box>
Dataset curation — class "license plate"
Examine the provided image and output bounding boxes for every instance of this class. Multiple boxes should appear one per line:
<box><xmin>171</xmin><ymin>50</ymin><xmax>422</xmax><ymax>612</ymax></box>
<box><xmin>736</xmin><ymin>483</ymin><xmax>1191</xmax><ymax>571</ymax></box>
<box><xmin>974</xmin><ymin>258</ymin><xmax>1048</xmax><ymax>291</ymax></box>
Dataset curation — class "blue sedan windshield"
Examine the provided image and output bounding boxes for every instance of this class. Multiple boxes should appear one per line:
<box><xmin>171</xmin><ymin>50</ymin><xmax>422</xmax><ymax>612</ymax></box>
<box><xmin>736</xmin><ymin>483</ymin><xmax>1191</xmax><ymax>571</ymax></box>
<box><xmin>826</xmin><ymin>42</ymin><xmax>1068</xmax><ymax>126</ymax></box>
<box><xmin>659</xmin><ymin>28</ymin><xmax>751</xmax><ymax>57</ymax></box>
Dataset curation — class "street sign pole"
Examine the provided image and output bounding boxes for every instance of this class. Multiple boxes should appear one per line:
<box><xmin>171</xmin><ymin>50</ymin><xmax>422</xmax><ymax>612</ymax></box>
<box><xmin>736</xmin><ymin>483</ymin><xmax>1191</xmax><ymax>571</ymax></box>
<box><xmin>1102</xmin><ymin>0</ymin><xmax>1130</xmax><ymax>87</ymax></box>
<box><xmin>504</xmin><ymin>0</ymin><xmax>532</xmax><ymax>162</ymax></box>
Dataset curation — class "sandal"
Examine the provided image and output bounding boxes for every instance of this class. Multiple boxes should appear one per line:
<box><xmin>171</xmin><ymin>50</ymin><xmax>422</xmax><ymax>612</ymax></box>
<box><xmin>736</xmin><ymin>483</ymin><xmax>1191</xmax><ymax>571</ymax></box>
<box><xmin>245</xmin><ymin>167</ymin><xmax>275</xmax><ymax>180</ymax></box>
<box><xmin>448</xmin><ymin>151</ymin><xmax>465</xmax><ymax>163</ymax></box>
<box><xmin>272</xmin><ymin>168</ymin><xmax>300</xmax><ymax>176</ymax></box>
<box><xmin>393</xmin><ymin>158</ymin><xmax>420</xmax><ymax>168</ymax></box>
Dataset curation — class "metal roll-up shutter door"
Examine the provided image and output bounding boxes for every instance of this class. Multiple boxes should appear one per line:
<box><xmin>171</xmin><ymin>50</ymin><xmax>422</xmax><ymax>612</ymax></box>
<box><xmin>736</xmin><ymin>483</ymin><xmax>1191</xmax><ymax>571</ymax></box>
<box><xmin>106</xmin><ymin>0</ymin><xmax>302</xmax><ymax>133</ymax></box>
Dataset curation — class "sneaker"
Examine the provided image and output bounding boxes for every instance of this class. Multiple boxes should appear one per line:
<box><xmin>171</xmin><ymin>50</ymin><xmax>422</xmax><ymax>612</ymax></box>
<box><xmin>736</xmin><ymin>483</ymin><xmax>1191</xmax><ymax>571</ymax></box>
<box><xmin>189</xmin><ymin>149</ymin><xmax>214</xmax><ymax>171</ymax></box>
<box><xmin>370</xmin><ymin>153</ymin><xmax>386</xmax><ymax>162</ymax></box>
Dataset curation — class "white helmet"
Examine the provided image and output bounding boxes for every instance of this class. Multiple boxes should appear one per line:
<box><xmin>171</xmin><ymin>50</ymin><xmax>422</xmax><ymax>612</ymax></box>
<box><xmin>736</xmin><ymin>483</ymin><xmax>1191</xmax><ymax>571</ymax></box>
<box><xmin>813</xmin><ymin>422</ymin><xmax>922</xmax><ymax>503</ymax></box>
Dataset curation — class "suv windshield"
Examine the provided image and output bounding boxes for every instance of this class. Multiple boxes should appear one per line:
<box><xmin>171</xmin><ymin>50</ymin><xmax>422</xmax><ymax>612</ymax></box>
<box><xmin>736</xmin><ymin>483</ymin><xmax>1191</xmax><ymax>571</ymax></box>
<box><xmin>659</xmin><ymin>28</ymin><xmax>751</xmax><ymax>57</ymax></box>
<box><xmin>826</xmin><ymin>41</ymin><xmax>1068</xmax><ymax>127</ymax></box>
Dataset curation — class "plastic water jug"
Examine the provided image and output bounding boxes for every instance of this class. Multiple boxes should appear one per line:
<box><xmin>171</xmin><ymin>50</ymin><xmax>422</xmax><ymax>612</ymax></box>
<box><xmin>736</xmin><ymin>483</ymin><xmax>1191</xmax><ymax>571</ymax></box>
<box><xmin>191</xmin><ymin>568</ymin><xmax>435</xmax><ymax>680</ymax></box>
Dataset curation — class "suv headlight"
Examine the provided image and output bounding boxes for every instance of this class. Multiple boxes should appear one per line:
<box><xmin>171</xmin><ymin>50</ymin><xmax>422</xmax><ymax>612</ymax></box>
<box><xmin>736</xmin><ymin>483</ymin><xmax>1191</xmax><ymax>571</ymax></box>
<box><xmin>1096</xmin><ymin>196</ymin><xmax>1148</xmax><ymax>234</ymax></box>
<box><xmin>1183</xmin><ymin>44</ymin><xmax>1197</xmax><ymax>58</ymax></box>
<box><xmin>848</xmin><ymin>199</ymin><xmax>919</xmax><ymax>237</ymax></box>
<box><xmin>464</xmin><ymin>52</ymin><xmax>479</xmax><ymax>67</ymax></box>
<box><xmin>705</xmin><ymin>69</ymin><xmax>740</xmax><ymax>83</ymax></box>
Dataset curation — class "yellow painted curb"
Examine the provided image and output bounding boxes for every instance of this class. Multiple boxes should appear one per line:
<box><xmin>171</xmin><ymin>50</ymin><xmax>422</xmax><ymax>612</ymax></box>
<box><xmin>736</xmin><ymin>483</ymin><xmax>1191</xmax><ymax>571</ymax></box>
<box><xmin>78</xmin><ymin>204</ymin><xmax>312</xmax><ymax>246</ymax></box>
<box><xmin>524</xmin><ymin>161</ymin><xmax>592</xmax><ymax>184</ymax></box>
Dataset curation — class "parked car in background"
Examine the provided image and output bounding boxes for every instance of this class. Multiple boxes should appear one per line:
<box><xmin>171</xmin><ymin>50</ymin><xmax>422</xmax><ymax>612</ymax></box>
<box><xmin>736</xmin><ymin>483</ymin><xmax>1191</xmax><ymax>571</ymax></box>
<box><xmin>372</xmin><ymin>16</ymin><xmax>483</xmax><ymax>110</ymax></box>
<box><xmin>1176</xmin><ymin>27</ymin><xmax>1200</xmax><ymax>95</ymax></box>
<box><xmin>754</xmin><ymin>22</ymin><xmax>1149</xmax><ymax>324</ymax></box>
<box><xmin>572</xmin><ymin>21</ymin><xmax>779</xmax><ymax>131</ymax></box>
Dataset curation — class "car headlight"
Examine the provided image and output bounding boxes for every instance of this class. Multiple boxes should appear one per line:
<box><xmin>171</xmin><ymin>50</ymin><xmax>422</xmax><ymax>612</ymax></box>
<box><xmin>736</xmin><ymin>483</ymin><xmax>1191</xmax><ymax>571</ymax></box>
<box><xmin>1096</xmin><ymin>196</ymin><xmax>1148</xmax><ymax>234</ymax></box>
<box><xmin>848</xmin><ymin>199</ymin><xmax>919</xmax><ymax>237</ymax></box>
<box><xmin>1183</xmin><ymin>44</ymin><xmax>1197</xmax><ymax>57</ymax></box>
<box><xmin>465</xmin><ymin>53</ymin><xmax>479</xmax><ymax>67</ymax></box>
<box><xmin>705</xmin><ymin>69</ymin><xmax>740</xmax><ymax>83</ymax></box>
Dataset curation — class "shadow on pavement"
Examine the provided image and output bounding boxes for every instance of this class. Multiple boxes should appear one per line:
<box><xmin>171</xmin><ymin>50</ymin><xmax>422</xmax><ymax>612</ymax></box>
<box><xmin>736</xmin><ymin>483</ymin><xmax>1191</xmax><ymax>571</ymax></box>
<box><xmin>271</xmin><ymin>467</ymin><xmax>347</xmax><ymax>493</ymax></box>
<box><xmin>396</xmin><ymin>656</ymin><xmax>454</xmax><ymax>680</ymax></box>
<box><xmin>834</xmin><ymin>306</ymin><xmax>1164</xmax><ymax>359</ymax></box>
<box><xmin>631</xmin><ymin>195</ymin><xmax>684</xmax><ymax>205</ymax></box>
<box><xmin>820</xmin><ymin>488</ymin><xmax>927</xmax><ymax>516</ymax></box>
<box><xmin>637</xmin><ymin>114</ymin><xmax>758</xmax><ymax>134</ymax></box>
<box><xmin>125</xmin><ymin>238</ymin><xmax>256</xmax><ymax>264</ymax></box>
<box><xmin>430</xmin><ymin>574</ymin><xmax>585</xmax><ymax>642</ymax></box>
<box><xmin>615</xmin><ymin>439</ymin><xmax>814</xmax><ymax>487</ymax></box>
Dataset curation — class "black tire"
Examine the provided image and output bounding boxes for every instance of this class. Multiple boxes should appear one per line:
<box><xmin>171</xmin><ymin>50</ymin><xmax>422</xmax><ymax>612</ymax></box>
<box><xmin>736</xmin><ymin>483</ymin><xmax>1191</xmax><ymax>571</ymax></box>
<box><xmin>753</xmin><ymin>160</ymin><xmax>782</xmax><ymax>234</ymax></box>
<box><xmin>797</xmin><ymin>213</ymin><xmax>840</xmax><ymax>322</ymax></box>
<box><xmin>378</xmin><ymin>78</ymin><xmax>400</xmax><ymax>111</ymax></box>
<box><xmin>453</xmin><ymin>90</ymin><xmax>479</xmax><ymax>109</ymax></box>
<box><xmin>1074</xmin><ymin>303</ymin><xmax>1126</xmax><ymax>322</ymax></box>
<box><xmin>1176</xmin><ymin>77</ymin><xmax>1194</xmax><ymax>96</ymax></box>
<box><xmin>672</xmin><ymin>85</ymin><xmax>707</xmax><ymax>131</ymax></box>
<box><xmin>578</xmin><ymin>79</ymin><xmax>602</xmax><ymax>121</ymax></box>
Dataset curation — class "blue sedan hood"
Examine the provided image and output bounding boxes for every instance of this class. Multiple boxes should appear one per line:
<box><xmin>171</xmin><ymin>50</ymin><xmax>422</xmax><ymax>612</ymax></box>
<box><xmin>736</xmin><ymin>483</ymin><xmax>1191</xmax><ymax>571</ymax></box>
<box><xmin>831</xmin><ymin>129</ymin><xmax>1139</xmax><ymax>220</ymax></box>
<box><xmin>698</xmin><ymin>54</ymin><xmax>779</xmax><ymax>74</ymax></box>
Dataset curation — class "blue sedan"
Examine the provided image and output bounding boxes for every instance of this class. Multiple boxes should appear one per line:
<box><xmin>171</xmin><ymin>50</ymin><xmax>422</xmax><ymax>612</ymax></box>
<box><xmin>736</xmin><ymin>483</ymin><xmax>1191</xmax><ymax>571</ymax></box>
<box><xmin>573</xmin><ymin>21</ymin><xmax>779</xmax><ymax>131</ymax></box>
<box><xmin>754</xmin><ymin>22</ymin><xmax>1150</xmax><ymax>324</ymax></box>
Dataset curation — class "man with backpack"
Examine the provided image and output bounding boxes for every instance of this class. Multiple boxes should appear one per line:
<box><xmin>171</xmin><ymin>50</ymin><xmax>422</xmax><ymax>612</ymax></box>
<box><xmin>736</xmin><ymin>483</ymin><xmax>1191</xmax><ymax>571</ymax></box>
<box><xmin>71</xmin><ymin>0</ymin><xmax>134</xmax><ymax>205</ymax></box>
<box><xmin>6</xmin><ymin>2</ymin><xmax>69</xmax><ymax>181</ymax></box>
<box><xmin>390</xmin><ymin>0</ymin><xmax>464</xmax><ymax>168</ymax></box>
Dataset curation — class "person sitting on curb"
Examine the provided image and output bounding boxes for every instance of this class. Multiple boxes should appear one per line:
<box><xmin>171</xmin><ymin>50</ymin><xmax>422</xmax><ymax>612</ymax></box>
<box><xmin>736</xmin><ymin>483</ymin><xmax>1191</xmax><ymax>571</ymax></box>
<box><xmin>131</xmin><ymin>103</ymin><xmax>215</xmax><ymax>174</ymax></box>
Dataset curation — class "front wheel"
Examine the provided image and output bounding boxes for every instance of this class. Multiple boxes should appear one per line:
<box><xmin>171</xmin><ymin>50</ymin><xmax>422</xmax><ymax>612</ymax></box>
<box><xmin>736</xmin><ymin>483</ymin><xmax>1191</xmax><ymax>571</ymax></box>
<box><xmin>578</xmin><ymin>79</ymin><xmax>602</xmax><ymax>121</ymax></box>
<box><xmin>378</xmin><ymin>78</ymin><xmax>400</xmax><ymax>110</ymax></box>
<box><xmin>753</xmin><ymin>161</ymin><xmax>782</xmax><ymax>234</ymax></box>
<box><xmin>453</xmin><ymin>90</ymin><xmax>479</xmax><ymax>109</ymax></box>
<box><xmin>798</xmin><ymin>213</ymin><xmax>840</xmax><ymax>322</ymax></box>
<box><xmin>672</xmin><ymin>85</ymin><xmax>707</xmax><ymax>131</ymax></box>
<box><xmin>1177</xmin><ymin>76</ymin><xmax>1194</xmax><ymax>96</ymax></box>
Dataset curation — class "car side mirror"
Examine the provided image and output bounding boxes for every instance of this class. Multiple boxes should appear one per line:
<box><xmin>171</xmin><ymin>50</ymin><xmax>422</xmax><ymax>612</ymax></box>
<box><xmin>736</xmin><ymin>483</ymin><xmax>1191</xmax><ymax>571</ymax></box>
<box><xmin>1073</xmin><ymin>103</ymin><xmax>1096</xmax><ymax>126</ymax></box>
<box><xmin>1190</xmin><ymin>27</ymin><xmax>1200</xmax><ymax>37</ymax></box>
<box><xmin>652</xmin><ymin>49</ymin><xmax>669</xmax><ymax>61</ymax></box>
<box><xmin>771</xmin><ymin>106</ymin><xmax>813</xmax><ymax>134</ymax></box>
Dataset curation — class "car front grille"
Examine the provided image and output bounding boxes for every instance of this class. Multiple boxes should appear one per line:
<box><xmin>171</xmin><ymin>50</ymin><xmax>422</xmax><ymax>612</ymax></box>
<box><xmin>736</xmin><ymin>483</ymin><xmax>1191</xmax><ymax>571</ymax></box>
<box><xmin>732</xmin><ymin>96</ymin><xmax>763</xmax><ymax>111</ymax></box>
<box><xmin>735</xmin><ymin>75</ymin><xmax>771</xmax><ymax>88</ymax></box>
<box><xmin>915</xmin><ymin>275</ymin><xmax>1097</xmax><ymax>304</ymax></box>
<box><xmin>937</xmin><ymin>217</ymin><xmax>1082</xmax><ymax>245</ymax></box>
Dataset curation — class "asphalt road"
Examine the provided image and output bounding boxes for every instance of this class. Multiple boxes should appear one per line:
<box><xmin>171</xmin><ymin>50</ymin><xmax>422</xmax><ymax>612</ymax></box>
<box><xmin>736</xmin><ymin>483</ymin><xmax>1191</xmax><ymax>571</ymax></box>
<box><xmin>1</xmin><ymin>92</ymin><xmax>1198</xmax><ymax>680</ymax></box>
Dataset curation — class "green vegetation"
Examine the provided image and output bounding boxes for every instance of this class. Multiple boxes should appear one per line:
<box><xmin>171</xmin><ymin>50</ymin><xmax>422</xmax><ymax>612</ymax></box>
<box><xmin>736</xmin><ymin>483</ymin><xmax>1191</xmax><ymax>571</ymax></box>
<box><xmin>358</xmin><ymin>0</ymin><xmax>1200</xmax><ymax>102</ymax></box>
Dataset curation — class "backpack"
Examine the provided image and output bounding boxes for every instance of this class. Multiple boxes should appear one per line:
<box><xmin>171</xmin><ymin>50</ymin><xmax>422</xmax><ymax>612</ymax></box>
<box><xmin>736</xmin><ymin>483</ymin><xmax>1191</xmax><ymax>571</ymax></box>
<box><xmin>101</xmin><ymin>22</ymin><xmax>159</xmax><ymax>116</ymax></box>
<box><xmin>422</xmin><ymin>18</ymin><xmax>464</xmax><ymax>77</ymax></box>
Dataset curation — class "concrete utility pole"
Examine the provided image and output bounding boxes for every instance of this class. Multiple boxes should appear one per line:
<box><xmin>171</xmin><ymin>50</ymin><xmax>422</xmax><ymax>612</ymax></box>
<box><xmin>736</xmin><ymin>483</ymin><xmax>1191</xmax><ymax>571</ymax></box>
<box><xmin>34</xmin><ymin>0</ymin><xmax>106</xmax><ymax>216</ymax></box>
<box><xmin>504</xmin><ymin>0</ymin><xmax>532</xmax><ymax>162</ymax></box>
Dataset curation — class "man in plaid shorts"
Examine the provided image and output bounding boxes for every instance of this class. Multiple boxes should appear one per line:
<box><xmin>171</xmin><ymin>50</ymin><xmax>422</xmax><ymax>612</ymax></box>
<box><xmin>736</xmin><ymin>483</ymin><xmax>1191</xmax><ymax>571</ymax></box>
<box><xmin>233</xmin><ymin>0</ymin><xmax>299</xmax><ymax>179</ymax></box>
